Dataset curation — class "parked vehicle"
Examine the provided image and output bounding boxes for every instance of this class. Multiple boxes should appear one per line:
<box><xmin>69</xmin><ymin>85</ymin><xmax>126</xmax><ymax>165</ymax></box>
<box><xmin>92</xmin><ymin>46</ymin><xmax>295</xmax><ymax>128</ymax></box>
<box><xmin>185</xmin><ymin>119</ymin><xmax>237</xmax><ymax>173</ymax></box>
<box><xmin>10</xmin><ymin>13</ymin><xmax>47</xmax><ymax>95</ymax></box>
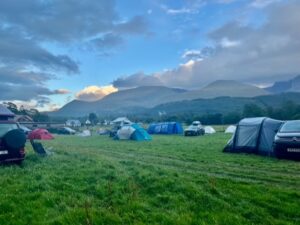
<box><xmin>274</xmin><ymin>120</ymin><xmax>300</xmax><ymax>160</ymax></box>
<box><xmin>58</xmin><ymin>127</ymin><xmax>76</xmax><ymax>135</ymax></box>
<box><xmin>0</xmin><ymin>121</ymin><xmax>26</xmax><ymax>164</ymax></box>
<box><xmin>184</xmin><ymin>121</ymin><xmax>205</xmax><ymax>136</ymax></box>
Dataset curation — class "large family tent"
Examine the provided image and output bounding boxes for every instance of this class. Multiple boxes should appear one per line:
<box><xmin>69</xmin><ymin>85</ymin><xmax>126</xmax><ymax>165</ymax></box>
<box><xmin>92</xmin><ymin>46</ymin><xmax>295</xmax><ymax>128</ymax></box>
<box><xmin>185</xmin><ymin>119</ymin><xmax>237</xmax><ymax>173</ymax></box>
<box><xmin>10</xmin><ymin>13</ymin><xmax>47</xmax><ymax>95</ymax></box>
<box><xmin>147</xmin><ymin>122</ymin><xmax>183</xmax><ymax>135</ymax></box>
<box><xmin>204</xmin><ymin>126</ymin><xmax>216</xmax><ymax>134</ymax></box>
<box><xmin>116</xmin><ymin>124</ymin><xmax>152</xmax><ymax>141</ymax></box>
<box><xmin>224</xmin><ymin>117</ymin><xmax>283</xmax><ymax>156</ymax></box>
<box><xmin>225</xmin><ymin>125</ymin><xmax>236</xmax><ymax>134</ymax></box>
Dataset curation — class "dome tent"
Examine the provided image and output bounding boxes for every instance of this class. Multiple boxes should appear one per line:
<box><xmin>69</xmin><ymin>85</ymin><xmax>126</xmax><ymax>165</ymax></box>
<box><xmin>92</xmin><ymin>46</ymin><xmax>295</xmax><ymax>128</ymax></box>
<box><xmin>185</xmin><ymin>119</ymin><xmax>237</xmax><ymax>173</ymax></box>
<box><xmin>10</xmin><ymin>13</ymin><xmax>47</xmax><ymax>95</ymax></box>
<box><xmin>28</xmin><ymin>129</ymin><xmax>54</xmax><ymax>140</ymax></box>
<box><xmin>115</xmin><ymin>124</ymin><xmax>151</xmax><ymax>141</ymax></box>
<box><xmin>147</xmin><ymin>122</ymin><xmax>183</xmax><ymax>135</ymax></box>
<box><xmin>204</xmin><ymin>126</ymin><xmax>216</xmax><ymax>134</ymax></box>
<box><xmin>225</xmin><ymin>125</ymin><xmax>236</xmax><ymax>133</ymax></box>
<box><xmin>224</xmin><ymin>117</ymin><xmax>283</xmax><ymax>156</ymax></box>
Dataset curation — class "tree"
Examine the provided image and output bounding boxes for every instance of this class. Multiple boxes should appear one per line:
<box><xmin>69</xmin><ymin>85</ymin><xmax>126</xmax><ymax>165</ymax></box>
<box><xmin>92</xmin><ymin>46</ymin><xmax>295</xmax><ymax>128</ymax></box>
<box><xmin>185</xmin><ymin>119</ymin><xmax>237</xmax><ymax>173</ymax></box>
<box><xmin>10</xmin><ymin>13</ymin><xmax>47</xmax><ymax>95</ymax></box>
<box><xmin>89</xmin><ymin>113</ymin><xmax>98</xmax><ymax>125</ymax></box>
<box><xmin>223</xmin><ymin>112</ymin><xmax>241</xmax><ymax>124</ymax></box>
<box><xmin>243</xmin><ymin>104</ymin><xmax>264</xmax><ymax>118</ymax></box>
<box><xmin>3</xmin><ymin>102</ymin><xmax>19</xmax><ymax>114</ymax></box>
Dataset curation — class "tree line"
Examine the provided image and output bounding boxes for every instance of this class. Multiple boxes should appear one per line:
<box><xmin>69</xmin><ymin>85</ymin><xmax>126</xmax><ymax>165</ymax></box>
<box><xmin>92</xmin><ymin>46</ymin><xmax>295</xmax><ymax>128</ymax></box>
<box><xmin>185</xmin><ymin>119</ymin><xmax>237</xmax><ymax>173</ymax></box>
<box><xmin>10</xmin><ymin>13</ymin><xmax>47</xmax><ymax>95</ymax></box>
<box><xmin>3</xmin><ymin>102</ymin><xmax>50</xmax><ymax>122</ymax></box>
<box><xmin>126</xmin><ymin>100</ymin><xmax>300</xmax><ymax>125</ymax></box>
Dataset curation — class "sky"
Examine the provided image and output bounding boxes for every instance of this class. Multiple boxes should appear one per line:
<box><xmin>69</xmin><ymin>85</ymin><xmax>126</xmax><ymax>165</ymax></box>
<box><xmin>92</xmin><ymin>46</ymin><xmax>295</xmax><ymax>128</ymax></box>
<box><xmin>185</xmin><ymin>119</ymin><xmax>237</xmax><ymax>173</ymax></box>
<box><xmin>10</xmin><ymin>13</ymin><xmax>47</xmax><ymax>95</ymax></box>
<box><xmin>0</xmin><ymin>0</ymin><xmax>299</xmax><ymax>111</ymax></box>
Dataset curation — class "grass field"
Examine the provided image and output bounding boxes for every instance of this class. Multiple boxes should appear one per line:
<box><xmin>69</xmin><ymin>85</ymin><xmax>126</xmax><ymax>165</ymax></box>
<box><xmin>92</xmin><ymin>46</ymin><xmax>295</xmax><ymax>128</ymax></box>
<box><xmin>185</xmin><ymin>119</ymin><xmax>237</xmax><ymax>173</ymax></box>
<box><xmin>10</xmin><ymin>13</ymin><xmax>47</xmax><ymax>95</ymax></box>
<box><xmin>0</xmin><ymin>133</ymin><xmax>299</xmax><ymax>225</ymax></box>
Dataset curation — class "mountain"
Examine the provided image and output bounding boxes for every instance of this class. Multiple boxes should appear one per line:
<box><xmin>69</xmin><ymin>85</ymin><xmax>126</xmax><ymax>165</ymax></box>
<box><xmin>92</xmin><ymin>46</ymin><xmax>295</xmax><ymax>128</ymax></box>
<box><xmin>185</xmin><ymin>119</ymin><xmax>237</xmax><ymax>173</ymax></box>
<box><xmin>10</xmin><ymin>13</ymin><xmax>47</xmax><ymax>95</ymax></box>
<box><xmin>52</xmin><ymin>86</ymin><xmax>186</xmax><ymax>117</ymax></box>
<box><xmin>52</xmin><ymin>80</ymin><xmax>270</xmax><ymax>117</ymax></box>
<box><xmin>266</xmin><ymin>75</ymin><xmax>300</xmax><ymax>93</ymax></box>
<box><xmin>177</xmin><ymin>80</ymin><xmax>269</xmax><ymax>100</ymax></box>
<box><xmin>151</xmin><ymin>92</ymin><xmax>300</xmax><ymax>116</ymax></box>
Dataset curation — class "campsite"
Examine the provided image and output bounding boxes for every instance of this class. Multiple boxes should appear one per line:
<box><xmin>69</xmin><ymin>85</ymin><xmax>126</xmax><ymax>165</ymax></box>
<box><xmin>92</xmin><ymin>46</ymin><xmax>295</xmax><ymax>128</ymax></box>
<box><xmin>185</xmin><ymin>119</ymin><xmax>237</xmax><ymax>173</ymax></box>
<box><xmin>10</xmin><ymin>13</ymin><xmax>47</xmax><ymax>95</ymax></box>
<box><xmin>1</xmin><ymin>105</ymin><xmax>300</xmax><ymax>225</ymax></box>
<box><xmin>0</xmin><ymin>132</ymin><xmax>299</xmax><ymax>225</ymax></box>
<box><xmin>1</xmin><ymin>1</ymin><xmax>300</xmax><ymax>224</ymax></box>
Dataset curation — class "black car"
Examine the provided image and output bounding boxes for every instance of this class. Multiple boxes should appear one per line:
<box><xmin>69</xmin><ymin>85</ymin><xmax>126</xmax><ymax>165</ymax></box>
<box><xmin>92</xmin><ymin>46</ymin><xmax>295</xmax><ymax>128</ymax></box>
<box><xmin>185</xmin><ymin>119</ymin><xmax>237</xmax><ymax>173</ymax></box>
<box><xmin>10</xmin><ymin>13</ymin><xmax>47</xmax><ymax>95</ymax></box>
<box><xmin>274</xmin><ymin>120</ymin><xmax>300</xmax><ymax>160</ymax></box>
<box><xmin>0</xmin><ymin>121</ymin><xmax>26</xmax><ymax>164</ymax></box>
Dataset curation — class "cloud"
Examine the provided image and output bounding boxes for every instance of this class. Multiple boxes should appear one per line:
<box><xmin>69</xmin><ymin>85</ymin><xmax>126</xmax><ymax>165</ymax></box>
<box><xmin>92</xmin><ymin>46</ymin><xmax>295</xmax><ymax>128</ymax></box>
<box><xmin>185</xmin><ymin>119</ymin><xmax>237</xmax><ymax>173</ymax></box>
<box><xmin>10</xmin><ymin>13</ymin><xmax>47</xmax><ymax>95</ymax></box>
<box><xmin>54</xmin><ymin>89</ymin><xmax>71</xmax><ymax>95</ymax></box>
<box><xmin>113</xmin><ymin>72</ymin><xmax>163</xmax><ymax>89</ymax></box>
<box><xmin>182</xmin><ymin>47</ymin><xmax>215</xmax><ymax>60</ymax></box>
<box><xmin>115</xmin><ymin>1</ymin><xmax>300</xmax><ymax>89</ymax></box>
<box><xmin>0</xmin><ymin>0</ymin><xmax>149</xmax><ymax>105</ymax></box>
<box><xmin>0</xmin><ymin>28</ymin><xmax>79</xmax><ymax>73</ymax></box>
<box><xmin>250</xmin><ymin>0</ymin><xmax>283</xmax><ymax>8</ymax></box>
<box><xmin>76</xmin><ymin>85</ymin><xmax>118</xmax><ymax>102</ymax></box>
<box><xmin>220</xmin><ymin>37</ymin><xmax>241</xmax><ymax>48</ymax></box>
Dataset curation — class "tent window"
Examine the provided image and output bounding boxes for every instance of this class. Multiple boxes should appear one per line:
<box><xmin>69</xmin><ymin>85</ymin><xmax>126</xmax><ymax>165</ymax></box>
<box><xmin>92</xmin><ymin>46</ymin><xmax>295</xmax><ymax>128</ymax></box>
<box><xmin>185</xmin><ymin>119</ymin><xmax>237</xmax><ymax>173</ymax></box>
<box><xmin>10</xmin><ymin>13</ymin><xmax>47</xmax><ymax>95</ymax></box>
<box><xmin>236</xmin><ymin>125</ymin><xmax>260</xmax><ymax>148</ymax></box>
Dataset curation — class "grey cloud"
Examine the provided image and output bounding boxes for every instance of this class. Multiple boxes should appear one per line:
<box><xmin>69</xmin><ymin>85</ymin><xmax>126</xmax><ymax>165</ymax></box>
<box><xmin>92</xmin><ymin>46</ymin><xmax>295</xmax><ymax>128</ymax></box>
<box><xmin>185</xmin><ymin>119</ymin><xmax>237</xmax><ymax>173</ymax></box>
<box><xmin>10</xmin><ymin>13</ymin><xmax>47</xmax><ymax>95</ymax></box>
<box><xmin>0</xmin><ymin>1</ymin><xmax>148</xmax><ymax>45</ymax></box>
<box><xmin>113</xmin><ymin>72</ymin><xmax>163</xmax><ymax>89</ymax></box>
<box><xmin>91</xmin><ymin>33</ymin><xmax>124</xmax><ymax>50</ymax></box>
<box><xmin>0</xmin><ymin>83</ymin><xmax>53</xmax><ymax>101</ymax></box>
<box><xmin>0</xmin><ymin>28</ymin><xmax>79</xmax><ymax>73</ymax></box>
<box><xmin>0</xmin><ymin>0</ymin><xmax>117</xmax><ymax>42</ymax></box>
<box><xmin>0</xmin><ymin>67</ymin><xmax>53</xmax><ymax>85</ymax></box>
<box><xmin>0</xmin><ymin>0</ymin><xmax>149</xmax><ymax>102</ymax></box>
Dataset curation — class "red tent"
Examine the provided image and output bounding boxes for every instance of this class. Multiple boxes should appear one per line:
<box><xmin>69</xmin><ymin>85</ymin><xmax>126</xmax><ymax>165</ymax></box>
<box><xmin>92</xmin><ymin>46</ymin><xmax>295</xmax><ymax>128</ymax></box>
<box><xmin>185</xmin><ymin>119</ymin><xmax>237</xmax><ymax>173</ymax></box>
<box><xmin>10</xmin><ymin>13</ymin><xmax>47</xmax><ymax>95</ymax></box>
<box><xmin>28</xmin><ymin>129</ymin><xmax>54</xmax><ymax>140</ymax></box>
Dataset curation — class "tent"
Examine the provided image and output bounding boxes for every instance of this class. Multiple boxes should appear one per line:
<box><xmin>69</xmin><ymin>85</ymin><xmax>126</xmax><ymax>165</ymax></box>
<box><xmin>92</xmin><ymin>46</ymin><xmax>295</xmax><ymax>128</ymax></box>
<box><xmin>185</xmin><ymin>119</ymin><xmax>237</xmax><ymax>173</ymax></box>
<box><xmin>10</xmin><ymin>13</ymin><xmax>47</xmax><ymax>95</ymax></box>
<box><xmin>204</xmin><ymin>126</ymin><xmax>216</xmax><ymax>134</ymax></box>
<box><xmin>225</xmin><ymin>125</ymin><xmax>236</xmax><ymax>134</ymax></box>
<box><xmin>116</xmin><ymin>124</ymin><xmax>152</xmax><ymax>141</ymax></box>
<box><xmin>147</xmin><ymin>122</ymin><xmax>183</xmax><ymax>135</ymax></box>
<box><xmin>97</xmin><ymin>128</ymin><xmax>109</xmax><ymax>135</ymax></box>
<box><xmin>66</xmin><ymin>119</ymin><xmax>81</xmax><ymax>127</ymax></box>
<box><xmin>77</xmin><ymin>130</ymin><xmax>91</xmax><ymax>137</ymax></box>
<box><xmin>28</xmin><ymin>129</ymin><xmax>54</xmax><ymax>140</ymax></box>
<box><xmin>112</xmin><ymin>117</ymin><xmax>132</xmax><ymax>126</ymax></box>
<box><xmin>224</xmin><ymin>117</ymin><xmax>283</xmax><ymax>156</ymax></box>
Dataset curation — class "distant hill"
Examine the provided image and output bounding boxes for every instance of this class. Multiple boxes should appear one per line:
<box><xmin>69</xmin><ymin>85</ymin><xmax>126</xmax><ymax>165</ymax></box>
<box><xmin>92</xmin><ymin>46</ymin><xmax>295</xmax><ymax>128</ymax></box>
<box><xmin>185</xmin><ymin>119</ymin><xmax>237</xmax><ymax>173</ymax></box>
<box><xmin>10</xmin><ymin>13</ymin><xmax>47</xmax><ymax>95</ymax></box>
<box><xmin>266</xmin><ymin>75</ymin><xmax>300</xmax><ymax>93</ymax></box>
<box><xmin>51</xmin><ymin>80</ymin><xmax>271</xmax><ymax>117</ymax></box>
<box><xmin>176</xmin><ymin>80</ymin><xmax>269</xmax><ymax>100</ymax></box>
<box><xmin>150</xmin><ymin>92</ymin><xmax>300</xmax><ymax>116</ymax></box>
<box><xmin>52</xmin><ymin>86</ymin><xmax>186</xmax><ymax>117</ymax></box>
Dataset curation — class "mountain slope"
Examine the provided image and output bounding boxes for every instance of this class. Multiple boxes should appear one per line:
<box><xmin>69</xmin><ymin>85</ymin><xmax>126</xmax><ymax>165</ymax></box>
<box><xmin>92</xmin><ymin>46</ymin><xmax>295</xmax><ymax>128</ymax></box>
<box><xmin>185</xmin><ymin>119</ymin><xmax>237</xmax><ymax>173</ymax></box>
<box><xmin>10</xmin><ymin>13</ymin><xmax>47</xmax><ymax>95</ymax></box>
<box><xmin>52</xmin><ymin>80</ymin><xmax>270</xmax><ymax>117</ymax></box>
<box><xmin>177</xmin><ymin>80</ymin><xmax>270</xmax><ymax>100</ymax></box>
<box><xmin>52</xmin><ymin>86</ymin><xmax>186</xmax><ymax>116</ymax></box>
<box><xmin>266</xmin><ymin>75</ymin><xmax>300</xmax><ymax>93</ymax></box>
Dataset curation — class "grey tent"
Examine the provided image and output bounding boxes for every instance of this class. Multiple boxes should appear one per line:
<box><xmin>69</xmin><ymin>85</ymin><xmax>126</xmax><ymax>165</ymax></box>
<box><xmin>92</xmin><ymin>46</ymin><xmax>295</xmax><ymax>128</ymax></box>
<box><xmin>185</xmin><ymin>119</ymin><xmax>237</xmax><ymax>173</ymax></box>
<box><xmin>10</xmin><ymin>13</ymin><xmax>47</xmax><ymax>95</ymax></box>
<box><xmin>224</xmin><ymin>117</ymin><xmax>283</xmax><ymax>156</ymax></box>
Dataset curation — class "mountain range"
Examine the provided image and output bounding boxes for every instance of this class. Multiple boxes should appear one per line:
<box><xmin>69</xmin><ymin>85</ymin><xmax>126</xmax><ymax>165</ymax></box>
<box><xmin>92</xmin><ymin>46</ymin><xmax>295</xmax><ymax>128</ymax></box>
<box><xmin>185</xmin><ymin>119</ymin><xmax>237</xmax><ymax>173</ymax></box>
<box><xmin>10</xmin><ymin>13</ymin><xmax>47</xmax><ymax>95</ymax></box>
<box><xmin>266</xmin><ymin>75</ymin><xmax>300</xmax><ymax>93</ymax></box>
<box><xmin>51</xmin><ymin>76</ymin><xmax>300</xmax><ymax>117</ymax></box>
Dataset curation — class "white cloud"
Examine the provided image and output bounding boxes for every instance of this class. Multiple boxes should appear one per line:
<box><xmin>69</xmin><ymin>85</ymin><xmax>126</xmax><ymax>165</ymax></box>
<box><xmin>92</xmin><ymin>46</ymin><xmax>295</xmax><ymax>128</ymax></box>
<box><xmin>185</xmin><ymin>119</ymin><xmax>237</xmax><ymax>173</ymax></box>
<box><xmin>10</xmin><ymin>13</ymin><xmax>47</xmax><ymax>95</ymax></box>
<box><xmin>250</xmin><ymin>0</ymin><xmax>283</xmax><ymax>8</ymax></box>
<box><xmin>76</xmin><ymin>85</ymin><xmax>118</xmax><ymax>102</ymax></box>
<box><xmin>220</xmin><ymin>37</ymin><xmax>241</xmax><ymax>48</ymax></box>
<box><xmin>182</xmin><ymin>50</ymin><xmax>202</xmax><ymax>59</ymax></box>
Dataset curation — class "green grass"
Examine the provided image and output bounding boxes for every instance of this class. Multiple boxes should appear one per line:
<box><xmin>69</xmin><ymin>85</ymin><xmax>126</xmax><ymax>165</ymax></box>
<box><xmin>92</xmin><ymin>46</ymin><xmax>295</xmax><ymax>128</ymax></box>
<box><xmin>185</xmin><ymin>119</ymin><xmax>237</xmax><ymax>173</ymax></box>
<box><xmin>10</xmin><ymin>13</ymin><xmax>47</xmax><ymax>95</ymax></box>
<box><xmin>0</xmin><ymin>134</ymin><xmax>299</xmax><ymax>225</ymax></box>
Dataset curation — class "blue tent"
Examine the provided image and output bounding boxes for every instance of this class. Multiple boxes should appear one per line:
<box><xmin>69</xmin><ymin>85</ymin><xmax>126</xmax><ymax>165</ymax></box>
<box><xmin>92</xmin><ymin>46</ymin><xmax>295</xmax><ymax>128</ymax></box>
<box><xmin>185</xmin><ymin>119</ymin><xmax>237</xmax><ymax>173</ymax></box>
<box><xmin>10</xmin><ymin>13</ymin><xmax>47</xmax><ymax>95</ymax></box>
<box><xmin>116</xmin><ymin>124</ymin><xmax>152</xmax><ymax>141</ymax></box>
<box><xmin>147</xmin><ymin>122</ymin><xmax>183</xmax><ymax>134</ymax></box>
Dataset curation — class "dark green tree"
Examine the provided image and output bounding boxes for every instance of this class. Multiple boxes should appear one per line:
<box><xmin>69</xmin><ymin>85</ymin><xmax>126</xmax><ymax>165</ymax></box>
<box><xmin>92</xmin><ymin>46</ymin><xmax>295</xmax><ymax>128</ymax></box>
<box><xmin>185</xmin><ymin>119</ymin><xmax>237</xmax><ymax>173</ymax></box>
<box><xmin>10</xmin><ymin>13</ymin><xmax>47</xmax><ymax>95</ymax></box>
<box><xmin>89</xmin><ymin>113</ymin><xmax>98</xmax><ymax>125</ymax></box>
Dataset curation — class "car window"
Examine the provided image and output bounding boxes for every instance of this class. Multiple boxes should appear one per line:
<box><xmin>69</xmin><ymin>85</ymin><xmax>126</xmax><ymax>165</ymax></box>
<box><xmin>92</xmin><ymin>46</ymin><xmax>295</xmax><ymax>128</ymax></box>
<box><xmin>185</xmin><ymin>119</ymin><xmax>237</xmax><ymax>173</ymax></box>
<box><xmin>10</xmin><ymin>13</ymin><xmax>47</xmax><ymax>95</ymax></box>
<box><xmin>0</xmin><ymin>123</ymin><xmax>19</xmax><ymax>137</ymax></box>
<box><xmin>280</xmin><ymin>121</ymin><xmax>300</xmax><ymax>133</ymax></box>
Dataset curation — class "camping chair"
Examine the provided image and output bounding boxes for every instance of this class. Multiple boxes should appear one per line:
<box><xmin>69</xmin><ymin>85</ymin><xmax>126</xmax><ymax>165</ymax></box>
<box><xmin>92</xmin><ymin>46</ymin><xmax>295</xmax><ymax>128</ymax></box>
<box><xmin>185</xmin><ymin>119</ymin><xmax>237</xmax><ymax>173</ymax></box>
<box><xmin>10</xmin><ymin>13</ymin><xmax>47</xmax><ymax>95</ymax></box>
<box><xmin>30</xmin><ymin>139</ymin><xmax>47</xmax><ymax>155</ymax></box>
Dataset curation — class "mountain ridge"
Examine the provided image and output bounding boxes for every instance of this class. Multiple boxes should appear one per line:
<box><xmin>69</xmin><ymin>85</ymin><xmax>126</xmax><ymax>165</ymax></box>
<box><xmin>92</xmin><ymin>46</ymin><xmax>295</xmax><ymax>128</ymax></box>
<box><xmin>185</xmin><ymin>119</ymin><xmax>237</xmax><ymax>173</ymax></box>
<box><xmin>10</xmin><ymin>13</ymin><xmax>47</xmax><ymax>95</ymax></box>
<box><xmin>52</xmin><ymin>80</ymin><xmax>271</xmax><ymax>117</ymax></box>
